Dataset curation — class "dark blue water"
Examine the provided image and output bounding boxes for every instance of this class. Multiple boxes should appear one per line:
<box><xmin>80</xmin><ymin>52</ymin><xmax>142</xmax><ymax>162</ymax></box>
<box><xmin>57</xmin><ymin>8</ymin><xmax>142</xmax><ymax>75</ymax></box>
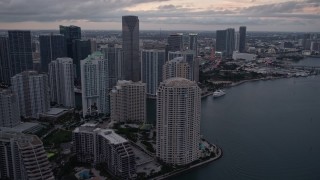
<box><xmin>293</xmin><ymin>57</ymin><xmax>320</xmax><ymax>67</ymax></box>
<box><xmin>171</xmin><ymin>57</ymin><xmax>320</xmax><ymax>180</ymax></box>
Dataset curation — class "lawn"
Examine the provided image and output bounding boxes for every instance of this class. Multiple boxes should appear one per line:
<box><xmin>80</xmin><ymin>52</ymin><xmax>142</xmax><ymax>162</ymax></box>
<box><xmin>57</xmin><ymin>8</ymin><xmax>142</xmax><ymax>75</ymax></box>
<box><xmin>47</xmin><ymin>152</ymin><xmax>56</xmax><ymax>158</ymax></box>
<box><xmin>43</xmin><ymin>129</ymin><xmax>72</xmax><ymax>147</ymax></box>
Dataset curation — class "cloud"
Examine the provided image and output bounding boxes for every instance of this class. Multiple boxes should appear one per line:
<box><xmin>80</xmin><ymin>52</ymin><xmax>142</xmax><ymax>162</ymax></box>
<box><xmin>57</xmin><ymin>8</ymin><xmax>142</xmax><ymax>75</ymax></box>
<box><xmin>0</xmin><ymin>0</ymin><xmax>170</xmax><ymax>22</ymax></box>
<box><xmin>242</xmin><ymin>0</ymin><xmax>320</xmax><ymax>14</ymax></box>
<box><xmin>0</xmin><ymin>0</ymin><xmax>319</xmax><ymax>31</ymax></box>
<box><xmin>158</xmin><ymin>4</ymin><xmax>181</xmax><ymax>10</ymax></box>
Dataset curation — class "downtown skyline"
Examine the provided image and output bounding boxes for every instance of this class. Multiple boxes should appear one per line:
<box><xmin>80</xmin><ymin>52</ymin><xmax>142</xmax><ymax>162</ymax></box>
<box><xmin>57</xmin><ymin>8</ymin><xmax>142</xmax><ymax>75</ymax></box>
<box><xmin>0</xmin><ymin>0</ymin><xmax>319</xmax><ymax>32</ymax></box>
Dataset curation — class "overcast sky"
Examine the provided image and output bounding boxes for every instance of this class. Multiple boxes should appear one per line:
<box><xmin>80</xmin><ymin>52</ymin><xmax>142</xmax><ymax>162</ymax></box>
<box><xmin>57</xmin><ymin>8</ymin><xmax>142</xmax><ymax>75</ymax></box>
<box><xmin>0</xmin><ymin>0</ymin><xmax>319</xmax><ymax>32</ymax></box>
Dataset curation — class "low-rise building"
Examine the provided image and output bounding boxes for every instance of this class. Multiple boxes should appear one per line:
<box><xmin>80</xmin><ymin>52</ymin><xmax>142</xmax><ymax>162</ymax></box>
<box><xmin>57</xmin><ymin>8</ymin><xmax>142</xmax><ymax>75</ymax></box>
<box><xmin>232</xmin><ymin>51</ymin><xmax>257</xmax><ymax>61</ymax></box>
<box><xmin>39</xmin><ymin>107</ymin><xmax>73</xmax><ymax>122</ymax></box>
<box><xmin>73</xmin><ymin>126</ymin><xmax>136</xmax><ymax>179</ymax></box>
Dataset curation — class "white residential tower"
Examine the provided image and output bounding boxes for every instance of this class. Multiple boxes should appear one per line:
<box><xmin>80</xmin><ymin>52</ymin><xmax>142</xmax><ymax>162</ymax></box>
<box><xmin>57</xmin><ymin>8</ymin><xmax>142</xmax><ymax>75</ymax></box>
<box><xmin>156</xmin><ymin>77</ymin><xmax>201</xmax><ymax>165</ymax></box>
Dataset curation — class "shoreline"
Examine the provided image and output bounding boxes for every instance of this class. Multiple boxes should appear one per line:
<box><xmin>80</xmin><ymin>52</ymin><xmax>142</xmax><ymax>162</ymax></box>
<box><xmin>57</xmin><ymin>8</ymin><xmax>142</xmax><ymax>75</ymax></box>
<box><xmin>151</xmin><ymin>145</ymin><xmax>223</xmax><ymax>180</ymax></box>
<box><xmin>228</xmin><ymin>74</ymin><xmax>319</xmax><ymax>88</ymax></box>
<box><xmin>201</xmin><ymin>92</ymin><xmax>213</xmax><ymax>98</ymax></box>
<box><xmin>201</xmin><ymin>76</ymin><xmax>285</xmax><ymax>98</ymax></box>
<box><xmin>229</xmin><ymin>76</ymin><xmax>284</xmax><ymax>87</ymax></box>
<box><xmin>201</xmin><ymin>74</ymin><xmax>319</xmax><ymax>99</ymax></box>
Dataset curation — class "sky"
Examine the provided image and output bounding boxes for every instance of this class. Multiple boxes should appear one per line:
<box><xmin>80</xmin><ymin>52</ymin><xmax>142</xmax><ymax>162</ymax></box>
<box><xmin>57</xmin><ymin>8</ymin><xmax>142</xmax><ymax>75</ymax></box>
<box><xmin>0</xmin><ymin>0</ymin><xmax>319</xmax><ymax>32</ymax></box>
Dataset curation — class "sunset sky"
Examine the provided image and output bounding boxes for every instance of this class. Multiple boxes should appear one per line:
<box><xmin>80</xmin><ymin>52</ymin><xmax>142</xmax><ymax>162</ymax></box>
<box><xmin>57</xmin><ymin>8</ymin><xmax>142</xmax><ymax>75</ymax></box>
<box><xmin>0</xmin><ymin>0</ymin><xmax>319</xmax><ymax>31</ymax></box>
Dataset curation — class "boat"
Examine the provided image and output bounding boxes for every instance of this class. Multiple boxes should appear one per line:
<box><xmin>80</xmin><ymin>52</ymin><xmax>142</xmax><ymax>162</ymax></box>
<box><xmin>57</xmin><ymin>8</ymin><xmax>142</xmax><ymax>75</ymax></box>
<box><xmin>213</xmin><ymin>90</ymin><xmax>226</xmax><ymax>98</ymax></box>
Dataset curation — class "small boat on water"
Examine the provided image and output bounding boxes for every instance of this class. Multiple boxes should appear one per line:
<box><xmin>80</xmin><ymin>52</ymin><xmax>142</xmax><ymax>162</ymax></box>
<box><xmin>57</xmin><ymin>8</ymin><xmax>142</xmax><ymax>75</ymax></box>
<box><xmin>213</xmin><ymin>90</ymin><xmax>226</xmax><ymax>98</ymax></box>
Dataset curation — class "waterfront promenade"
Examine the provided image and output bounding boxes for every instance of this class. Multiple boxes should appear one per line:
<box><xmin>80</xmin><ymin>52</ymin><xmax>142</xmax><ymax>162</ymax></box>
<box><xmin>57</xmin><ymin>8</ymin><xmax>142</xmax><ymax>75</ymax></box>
<box><xmin>151</xmin><ymin>145</ymin><xmax>223</xmax><ymax>180</ymax></box>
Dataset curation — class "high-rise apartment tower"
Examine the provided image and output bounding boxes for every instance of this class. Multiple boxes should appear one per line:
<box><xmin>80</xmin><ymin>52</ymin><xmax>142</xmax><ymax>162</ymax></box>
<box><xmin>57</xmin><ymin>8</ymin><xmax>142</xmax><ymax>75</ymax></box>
<box><xmin>11</xmin><ymin>71</ymin><xmax>50</xmax><ymax>118</ymax></box>
<box><xmin>156</xmin><ymin>77</ymin><xmax>201</xmax><ymax>165</ymax></box>
<box><xmin>0</xmin><ymin>132</ymin><xmax>54</xmax><ymax>180</ymax></box>
<box><xmin>141</xmin><ymin>49</ymin><xmax>165</xmax><ymax>97</ymax></box>
<box><xmin>48</xmin><ymin>57</ymin><xmax>75</xmax><ymax>107</ymax></box>
<box><xmin>81</xmin><ymin>52</ymin><xmax>109</xmax><ymax>117</ymax></box>
<box><xmin>110</xmin><ymin>80</ymin><xmax>146</xmax><ymax>123</ymax></box>
<box><xmin>0</xmin><ymin>89</ymin><xmax>20</xmax><ymax>127</ymax></box>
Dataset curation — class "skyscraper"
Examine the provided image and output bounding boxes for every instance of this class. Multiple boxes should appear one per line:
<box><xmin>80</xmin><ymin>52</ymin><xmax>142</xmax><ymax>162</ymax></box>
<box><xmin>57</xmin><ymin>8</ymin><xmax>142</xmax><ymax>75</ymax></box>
<box><xmin>0</xmin><ymin>131</ymin><xmax>54</xmax><ymax>180</ymax></box>
<box><xmin>72</xmin><ymin>39</ymin><xmax>91</xmax><ymax>79</ymax></box>
<box><xmin>311</xmin><ymin>42</ymin><xmax>320</xmax><ymax>52</ymax></box>
<box><xmin>141</xmin><ymin>49</ymin><xmax>165</xmax><ymax>97</ymax></box>
<box><xmin>189</xmin><ymin>33</ymin><xmax>198</xmax><ymax>55</ymax></box>
<box><xmin>226</xmin><ymin>28</ymin><xmax>235</xmax><ymax>57</ymax></box>
<box><xmin>122</xmin><ymin>15</ymin><xmax>140</xmax><ymax>82</ymax></box>
<box><xmin>156</xmin><ymin>77</ymin><xmax>201</xmax><ymax>165</ymax></box>
<box><xmin>59</xmin><ymin>25</ymin><xmax>81</xmax><ymax>58</ymax></box>
<box><xmin>239</xmin><ymin>26</ymin><xmax>247</xmax><ymax>53</ymax></box>
<box><xmin>102</xmin><ymin>44</ymin><xmax>123</xmax><ymax>88</ymax></box>
<box><xmin>8</xmin><ymin>31</ymin><xmax>33</xmax><ymax>76</ymax></box>
<box><xmin>11</xmin><ymin>71</ymin><xmax>50</xmax><ymax>118</ymax></box>
<box><xmin>235</xmin><ymin>32</ymin><xmax>240</xmax><ymax>52</ymax></box>
<box><xmin>0</xmin><ymin>37</ymin><xmax>11</xmax><ymax>84</ymax></box>
<box><xmin>303</xmin><ymin>33</ymin><xmax>311</xmax><ymax>50</ymax></box>
<box><xmin>110</xmin><ymin>80</ymin><xmax>146</xmax><ymax>123</ymax></box>
<box><xmin>216</xmin><ymin>30</ymin><xmax>227</xmax><ymax>53</ymax></box>
<box><xmin>73</xmin><ymin>126</ymin><xmax>136</xmax><ymax>178</ymax></box>
<box><xmin>215</xmin><ymin>28</ymin><xmax>235</xmax><ymax>57</ymax></box>
<box><xmin>90</xmin><ymin>39</ymin><xmax>97</xmax><ymax>53</ymax></box>
<box><xmin>39</xmin><ymin>34</ymin><xmax>67</xmax><ymax>72</ymax></box>
<box><xmin>48</xmin><ymin>58</ymin><xmax>75</xmax><ymax>107</ymax></box>
<box><xmin>0</xmin><ymin>89</ymin><xmax>20</xmax><ymax>127</ymax></box>
<box><xmin>167</xmin><ymin>34</ymin><xmax>183</xmax><ymax>52</ymax></box>
<box><xmin>81</xmin><ymin>52</ymin><xmax>109</xmax><ymax>117</ymax></box>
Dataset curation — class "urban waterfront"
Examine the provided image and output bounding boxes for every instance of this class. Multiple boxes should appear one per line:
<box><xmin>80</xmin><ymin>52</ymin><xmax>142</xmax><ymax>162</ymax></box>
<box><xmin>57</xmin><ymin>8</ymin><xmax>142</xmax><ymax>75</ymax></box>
<box><xmin>73</xmin><ymin>58</ymin><xmax>320</xmax><ymax>179</ymax></box>
<box><xmin>173</xmin><ymin>57</ymin><xmax>320</xmax><ymax>180</ymax></box>
<box><xmin>1</xmin><ymin>2</ymin><xmax>319</xmax><ymax>178</ymax></box>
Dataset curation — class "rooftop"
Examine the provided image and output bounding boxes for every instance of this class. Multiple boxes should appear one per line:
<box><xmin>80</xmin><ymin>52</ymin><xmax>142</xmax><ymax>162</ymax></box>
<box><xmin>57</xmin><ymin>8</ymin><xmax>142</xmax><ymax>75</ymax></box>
<box><xmin>82</xmin><ymin>51</ymin><xmax>104</xmax><ymax>62</ymax></box>
<box><xmin>162</xmin><ymin>77</ymin><xmax>197</xmax><ymax>87</ymax></box>
<box><xmin>55</xmin><ymin>57</ymin><xmax>73</xmax><ymax>63</ymax></box>
<box><xmin>81</xmin><ymin>122</ymin><xmax>98</xmax><ymax>127</ymax></box>
<box><xmin>40</xmin><ymin>34</ymin><xmax>64</xmax><ymax>37</ymax></box>
<box><xmin>0</xmin><ymin>122</ymin><xmax>43</xmax><ymax>133</ymax></box>
<box><xmin>73</xmin><ymin>127</ymin><xmax>127</xmax><ymax>144</ymax></box>
<box><xmin>168</xmin><ymin>56</ymin><xmax>184</xmax><ymax>63</ymax></box>
<box><xmin>96</xmin><ymin>129</ymin><xmax>127</xmax><ymax>144</ymax></box>
<box><xmin>46</xmin><ymin>108</ymin><xmax>69</xmax><ymax>115</ymax></box>
<box><xmin>117</xmin><ymin>80</ymin><xmax>132</xmax><ymax>85</ymax></box>
<box><xmin>0</xmin><ymin>131</ymin><xmax>42</xmax><ymax>147</ymax></box>
<box><xmin>113</xmin><ymin>80</ymin><xmax>146</xmax><ymax>89</ymax></box>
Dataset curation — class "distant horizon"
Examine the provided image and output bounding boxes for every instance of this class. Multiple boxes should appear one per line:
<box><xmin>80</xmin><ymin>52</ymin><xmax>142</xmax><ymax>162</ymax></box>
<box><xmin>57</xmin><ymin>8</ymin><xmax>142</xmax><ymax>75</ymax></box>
<box><xmin>0</xmin><ymin>28</ymin><xmax>318</xmax><ymax>33</ymax></box>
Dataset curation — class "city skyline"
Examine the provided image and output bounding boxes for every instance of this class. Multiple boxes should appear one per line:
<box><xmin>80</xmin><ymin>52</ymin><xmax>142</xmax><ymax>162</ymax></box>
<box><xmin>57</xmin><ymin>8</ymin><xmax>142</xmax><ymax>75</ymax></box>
<box><xmin>0</xmin><ymin>0</ymin><xmax>319</xmax><ymax>32</ymax></box>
